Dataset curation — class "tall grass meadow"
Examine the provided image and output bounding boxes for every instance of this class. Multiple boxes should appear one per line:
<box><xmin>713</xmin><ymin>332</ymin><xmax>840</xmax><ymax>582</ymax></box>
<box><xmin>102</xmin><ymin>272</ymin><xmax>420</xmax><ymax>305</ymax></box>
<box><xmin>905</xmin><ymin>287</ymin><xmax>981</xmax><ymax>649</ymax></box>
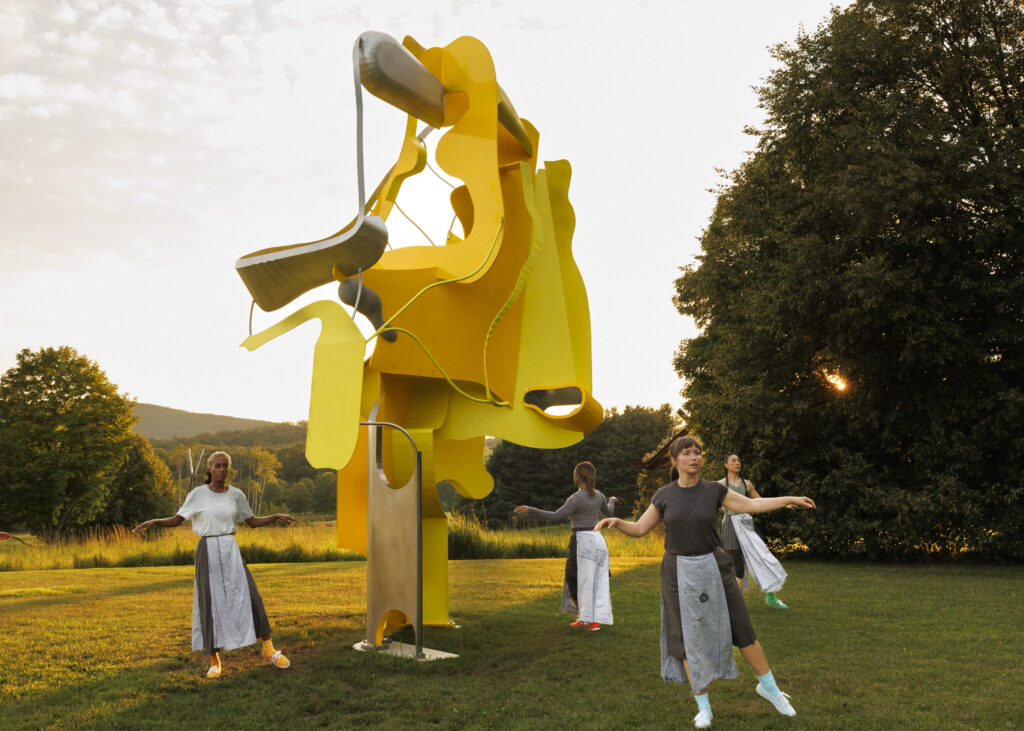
<box><xmin>0</xmin><ymin>521</ymin><xmax>360</xmax><ymax>571</ymax></box>
<box><xmin>0</xmin><ymin>514</ymin><xmax>669</xmax><ymax>571</ymax></box>
<box><xmin>446</xmin><ymin>512</ymin><xmax>666</xmax><ymax>559</ymax></box>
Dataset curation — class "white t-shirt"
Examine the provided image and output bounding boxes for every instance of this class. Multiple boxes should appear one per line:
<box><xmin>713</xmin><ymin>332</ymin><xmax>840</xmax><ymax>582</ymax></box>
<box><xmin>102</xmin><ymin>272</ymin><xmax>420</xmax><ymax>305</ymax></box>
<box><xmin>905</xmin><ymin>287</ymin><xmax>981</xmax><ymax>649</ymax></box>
<box><xmin>176</xmin><ymin>485</ymin><xmax>254</xmax><ymax>537</ymax></box>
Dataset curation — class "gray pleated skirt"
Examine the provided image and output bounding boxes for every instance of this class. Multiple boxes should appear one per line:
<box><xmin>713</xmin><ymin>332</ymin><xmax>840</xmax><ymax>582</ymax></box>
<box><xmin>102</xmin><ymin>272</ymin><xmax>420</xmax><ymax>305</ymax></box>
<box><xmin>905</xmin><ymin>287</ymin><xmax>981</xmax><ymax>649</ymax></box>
<box><xmin>193</xmin><ymin>534</ymin><xmax>271</xmax><ymax>654</ymax></box>
<box><xmin>720</xmin><ymin>513</ymin><xmax>740</xmax><ymax>550</ymax></box>
<box><xmin>659</xmin><ymin>548</ymin><xmax>756</xmax><ymax>662</ymax></box>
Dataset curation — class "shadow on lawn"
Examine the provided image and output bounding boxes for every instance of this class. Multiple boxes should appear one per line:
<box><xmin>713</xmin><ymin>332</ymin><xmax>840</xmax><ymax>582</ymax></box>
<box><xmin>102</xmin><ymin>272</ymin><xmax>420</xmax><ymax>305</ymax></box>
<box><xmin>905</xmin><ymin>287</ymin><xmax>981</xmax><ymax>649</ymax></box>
<box><xmin>0</xmin><ymin>575</ymin><xmax>194</xmax><ymax>613</ymax></box>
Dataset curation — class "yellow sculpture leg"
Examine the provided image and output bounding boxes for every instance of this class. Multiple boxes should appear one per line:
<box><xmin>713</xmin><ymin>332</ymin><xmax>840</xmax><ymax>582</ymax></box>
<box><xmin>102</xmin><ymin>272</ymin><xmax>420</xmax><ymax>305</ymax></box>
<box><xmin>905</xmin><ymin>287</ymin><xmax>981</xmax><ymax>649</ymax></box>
<box><xmin>241</xmin><ymin>301</ymin><xmax>365</xmax><ymax>470</ymax></box>
<box><xmin>336</xmin><ymin>425</ymin><xmax>368</xmax><ymax>556</ymax></box>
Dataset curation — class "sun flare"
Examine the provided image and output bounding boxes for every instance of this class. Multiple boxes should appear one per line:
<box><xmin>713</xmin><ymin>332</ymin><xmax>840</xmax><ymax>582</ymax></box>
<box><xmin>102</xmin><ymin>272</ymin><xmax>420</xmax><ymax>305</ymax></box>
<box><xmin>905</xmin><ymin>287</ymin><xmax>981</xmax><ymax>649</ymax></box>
<box><xmin>823</xmin><ymin>371</ymin><xmax>848</xmax><ymax>391</ymax></box>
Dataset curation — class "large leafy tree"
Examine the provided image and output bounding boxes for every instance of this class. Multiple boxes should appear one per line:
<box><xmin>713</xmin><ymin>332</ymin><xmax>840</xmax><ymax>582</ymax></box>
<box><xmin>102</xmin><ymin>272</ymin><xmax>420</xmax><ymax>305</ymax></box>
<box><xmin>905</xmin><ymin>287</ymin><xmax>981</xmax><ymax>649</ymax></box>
<box><xmin>0</xmin><ymin>347</ymin><xmax>137</xmax><ymax>540</ymax></box>
<box><xmin>93</xmin><ymin>434</ymin><xmax>176</xmax><ymax>528</ymax></box>
<box><xmin>674</xmin><ymin>0</ymin><xmax>1024</xmax><ymax>559</ymax></box>
<box><xmin>472</xmin><ymin>405</ymin><xmax>678</xmax><ymax>527</ymax></box>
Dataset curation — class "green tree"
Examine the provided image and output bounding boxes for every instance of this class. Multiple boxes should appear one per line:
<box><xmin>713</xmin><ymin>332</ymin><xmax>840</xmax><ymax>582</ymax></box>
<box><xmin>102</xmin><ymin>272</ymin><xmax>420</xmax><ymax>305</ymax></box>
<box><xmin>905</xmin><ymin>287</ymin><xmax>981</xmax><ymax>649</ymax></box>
<box><xmin>0</xmin><ymin>347</ymin><xmax>136</xmax><ymax>540</ymax></box>
<box><xmin>674</xmin><ymin>0</ymin><xmax>1024</xmax><ymax>559</ymax></box>
<box><xmin>312</xmin><ymin>471</ymin><xmax>337</xmax><ymax>515</ymax></box>
<box><xmin>273</xmin><ymin>442</ymin><xmax>317</xmax><ymax>483</ymax></box>
<box><xmin>231</xmin><ymin>446</ymin><xmax>281</xmax><ymax>513</ymax></box>
<box><xmin>474</xmin><ymin>405</ymin><xmax>678</xmax><ymax>527</ymax></box>
<box><xmin>287</xmin><ymin>477</ymin><xmax>314</xmax><ymax>514</ymax></box>
<box><xmin>156</xmin><ymin>441</ymin><xmax>208</xmax><ymax>506</ymax></box>
<box><xmin>93</xmin><ymin>434</ymin><xmax>176</xmax><ymax>527</ymax></box>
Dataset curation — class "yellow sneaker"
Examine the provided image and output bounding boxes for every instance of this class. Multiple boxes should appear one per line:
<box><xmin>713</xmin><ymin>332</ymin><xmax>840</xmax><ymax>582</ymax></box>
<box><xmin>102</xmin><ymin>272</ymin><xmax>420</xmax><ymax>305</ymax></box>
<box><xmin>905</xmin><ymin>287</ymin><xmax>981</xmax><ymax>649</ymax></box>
<box><xmin>266</xmin><ymin>649</ymin><xmax>290</xmax><ymax>669</ymax></box>
<box><xmin>206</xmin><ymin>665</ymin><xmax>221</xmax><ymax>679</ymax></box>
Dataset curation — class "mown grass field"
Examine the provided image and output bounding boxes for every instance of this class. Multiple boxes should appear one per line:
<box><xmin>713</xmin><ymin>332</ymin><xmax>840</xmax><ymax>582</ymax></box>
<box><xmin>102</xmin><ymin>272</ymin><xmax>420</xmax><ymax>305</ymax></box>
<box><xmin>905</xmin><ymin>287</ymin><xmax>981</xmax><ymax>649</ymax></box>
<box><xmin>2</xmin><ymin>559</ymin><xmax>1021</xmax><ymax>729</ymax></box>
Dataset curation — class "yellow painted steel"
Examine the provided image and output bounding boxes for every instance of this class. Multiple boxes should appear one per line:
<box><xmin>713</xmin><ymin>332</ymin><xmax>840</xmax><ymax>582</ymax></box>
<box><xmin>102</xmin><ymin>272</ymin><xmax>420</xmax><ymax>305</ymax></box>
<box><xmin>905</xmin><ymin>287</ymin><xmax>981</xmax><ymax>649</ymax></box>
<box><xmin>240</xmin><ymin>300</ymin><xmax>365</xmax><ymax>470</ymax></box>
<box><xmin>238</xmin><ymin>33</ymin><xmax>602</xmax><ymax>638</ymax></box>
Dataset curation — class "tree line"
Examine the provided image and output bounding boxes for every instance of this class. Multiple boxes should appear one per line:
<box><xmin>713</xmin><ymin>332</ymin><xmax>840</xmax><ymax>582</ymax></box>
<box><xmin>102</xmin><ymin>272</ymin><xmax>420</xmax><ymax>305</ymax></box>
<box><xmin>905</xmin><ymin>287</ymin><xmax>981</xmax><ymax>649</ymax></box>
<box><xmin>0</xmin><ymin>347</ymin><xmax>335</xmax><ymax>540</ymax></box>
<box><xmin>153</xmin><ymin>441</ymin><xmax>336</xmax><ymax>517</ymax></box>
<box><xmin>0</xmin><ymin>347</ymin><xmax>681</xmax><ymax>542</ymax></box>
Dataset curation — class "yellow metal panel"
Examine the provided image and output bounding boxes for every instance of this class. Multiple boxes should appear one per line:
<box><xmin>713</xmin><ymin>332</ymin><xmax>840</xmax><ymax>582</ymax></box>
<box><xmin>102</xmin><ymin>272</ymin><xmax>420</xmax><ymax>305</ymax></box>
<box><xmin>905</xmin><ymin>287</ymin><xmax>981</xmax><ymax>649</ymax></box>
<box><xmin>240</xmin><ymin>300</ymin><xmax>365</xmax><ymax>470</ymax></box>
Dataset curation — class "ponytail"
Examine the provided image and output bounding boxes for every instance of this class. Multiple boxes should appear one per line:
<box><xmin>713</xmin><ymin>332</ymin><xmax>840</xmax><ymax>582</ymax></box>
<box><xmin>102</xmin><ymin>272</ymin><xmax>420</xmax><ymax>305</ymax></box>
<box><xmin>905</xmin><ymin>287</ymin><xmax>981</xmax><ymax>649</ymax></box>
<box><xmin>573</xmin><ymin>461</ymin><xmax>597</xmax><ymax>493</ymax></box>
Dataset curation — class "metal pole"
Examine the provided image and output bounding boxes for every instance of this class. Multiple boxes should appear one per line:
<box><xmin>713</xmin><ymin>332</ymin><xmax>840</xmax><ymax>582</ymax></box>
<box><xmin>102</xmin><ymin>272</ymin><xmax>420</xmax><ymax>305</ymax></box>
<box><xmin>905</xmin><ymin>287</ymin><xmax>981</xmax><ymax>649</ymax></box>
<box><xmin>415</xmin><ymin>449</ymin><xmax>423</xmax><ymax>659</ymax></box>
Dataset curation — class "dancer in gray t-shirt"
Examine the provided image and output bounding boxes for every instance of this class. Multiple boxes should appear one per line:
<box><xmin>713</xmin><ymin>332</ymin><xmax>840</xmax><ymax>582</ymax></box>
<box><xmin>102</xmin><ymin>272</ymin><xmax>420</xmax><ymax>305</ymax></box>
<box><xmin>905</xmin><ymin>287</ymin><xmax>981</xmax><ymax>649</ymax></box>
<box><xmin>515</xmin><ymin>461</ymin><xmax>616</xmax><ymax>630</ymax></box>
<box><xmin>597</xmin><ymin>437</ymin><xmax>815</xmax><ymax>729</ymax></box>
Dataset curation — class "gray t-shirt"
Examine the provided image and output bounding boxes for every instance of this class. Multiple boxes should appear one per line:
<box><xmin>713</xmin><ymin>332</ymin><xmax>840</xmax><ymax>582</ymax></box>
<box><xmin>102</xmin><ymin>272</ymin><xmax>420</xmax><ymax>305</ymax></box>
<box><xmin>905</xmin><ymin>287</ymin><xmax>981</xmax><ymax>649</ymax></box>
<box><xmin>651</xmin><ymin>480</ymin><xmax>728</xmax><ymax>556</ymax></box>
<box><xmin>176</xmin><ymin>485</ymin><xmax>254</xmax><ymax>537</ymax></box>
<box><xmin>526</xmin><ymin>489</ymin><xmax>615</xmax><ymax>529</ymax></box>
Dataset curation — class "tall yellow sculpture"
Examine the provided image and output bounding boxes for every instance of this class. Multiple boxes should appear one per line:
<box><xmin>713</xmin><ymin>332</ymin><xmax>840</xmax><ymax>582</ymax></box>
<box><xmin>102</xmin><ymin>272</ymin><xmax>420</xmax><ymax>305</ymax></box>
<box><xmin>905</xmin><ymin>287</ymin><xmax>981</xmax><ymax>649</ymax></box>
<box><xmin>236</xmin><ymin>31</ymin><xmax>602</xmax><ymax>649</ymax></box>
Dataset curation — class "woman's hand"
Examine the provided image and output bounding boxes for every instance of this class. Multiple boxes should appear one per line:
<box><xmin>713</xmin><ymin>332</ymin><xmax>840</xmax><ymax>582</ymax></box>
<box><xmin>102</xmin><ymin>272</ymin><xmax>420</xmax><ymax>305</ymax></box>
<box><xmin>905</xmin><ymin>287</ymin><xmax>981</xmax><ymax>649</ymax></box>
<box><xmin>277</xmin><ymin>514</ymin><xmax>297</xmax><ymax>525</ymax></box>
<box><xmin>132</xmin><ymin>520</ymin><xmax>152</xmax><ymax>535</ymax></box>
<box><xmin>789</xmin><ymin>496</ymin><xmax>816</xmax><ymax>510</ymax></box>
<box><xmin>594</xmin><ymin>518</ymin><xmax>619</xmax><ymax>531</ymax></box>
<box><xmin>513</xmin><ymin>505</ymin><xmax>529</xmax><ymax>514</ymax></box>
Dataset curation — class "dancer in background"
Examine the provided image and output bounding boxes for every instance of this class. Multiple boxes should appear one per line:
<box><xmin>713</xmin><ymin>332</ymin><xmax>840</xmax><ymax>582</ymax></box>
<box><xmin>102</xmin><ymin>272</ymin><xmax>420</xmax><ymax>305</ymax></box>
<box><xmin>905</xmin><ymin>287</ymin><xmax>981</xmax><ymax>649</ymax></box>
<box><xmin>719</xmin><ymin>454</ymin><xmax>790</xmax><ymax>609</ymax></box>
<box><xmin>597</xmin><ymin>437</ymin><xmax>815</xmax><ymax>729</ymax></box>
<box><xmin>134</xmin><ymin>451</ymin><xmax>296</xmax><ymax>678</ymax></box>
<box><xmin>514</xmin><ymin>461</ymin><xmax>616</xmax><ymax>631</ymax></box>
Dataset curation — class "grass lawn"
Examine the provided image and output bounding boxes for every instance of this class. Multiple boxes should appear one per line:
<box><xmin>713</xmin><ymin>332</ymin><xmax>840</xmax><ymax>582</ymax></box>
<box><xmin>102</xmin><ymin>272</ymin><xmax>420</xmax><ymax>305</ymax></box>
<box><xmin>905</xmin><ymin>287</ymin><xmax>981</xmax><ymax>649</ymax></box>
<box><xmin>1</xmin><ymin>560</ymin><xmax>1021</xmax><ymax>729</ymax></box>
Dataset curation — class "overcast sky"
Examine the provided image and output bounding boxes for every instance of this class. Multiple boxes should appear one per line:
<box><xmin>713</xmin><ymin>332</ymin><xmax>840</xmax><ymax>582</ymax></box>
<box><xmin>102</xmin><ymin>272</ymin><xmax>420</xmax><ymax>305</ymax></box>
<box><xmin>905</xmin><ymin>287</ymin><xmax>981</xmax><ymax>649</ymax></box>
<box><xmin>0</xmin><ymin>0</ymin><xmax>845</xmax><ymax>424</ymax></box>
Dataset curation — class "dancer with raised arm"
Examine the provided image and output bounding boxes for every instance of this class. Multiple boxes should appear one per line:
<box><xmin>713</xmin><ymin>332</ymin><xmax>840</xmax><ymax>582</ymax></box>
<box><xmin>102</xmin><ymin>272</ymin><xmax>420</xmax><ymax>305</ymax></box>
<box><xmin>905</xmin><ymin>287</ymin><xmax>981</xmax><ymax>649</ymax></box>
<box><xmin>596</xmin><ymin>437</ymin><xmax>815</xmax><ymax>728</ymax></box>
<box><xmin>514</xmin><ymin>462</ymin><xmax>616</xmax><ymax>631</ymax></box>
<box><xmin>719</xmin><ymin>453</ymin><xmax>790</xmax><ymax>609</ymax></box>
<box><xmin>134</xmin><ymin>451</ymin><xmax>296</xmax><ymax>678</ymax></box>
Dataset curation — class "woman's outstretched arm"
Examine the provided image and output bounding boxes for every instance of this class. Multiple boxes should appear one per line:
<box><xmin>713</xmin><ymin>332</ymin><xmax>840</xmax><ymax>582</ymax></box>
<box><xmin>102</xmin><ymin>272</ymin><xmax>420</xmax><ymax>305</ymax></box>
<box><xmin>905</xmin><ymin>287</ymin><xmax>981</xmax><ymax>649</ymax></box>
<box><xmin>132</xmin><ymin>515</ymin><xmax>185</xmax><ymax>535</ymax></box>
<box><xmin>514</xmin><ymin>492</ymin><xmax>579</xmax><ymax>522</ymax></box>
<box><xmin>595</xmin><ymin>503</ymin><xmax>662</xmax><ymax>537</ymax></box>
<box><xmin>245</xmin><ymin>514</ymin><xmax>297</xmax><ymax>528</ymax></box>
<box><xmin>723</xmin><ymin>492</ymin><xmax>815</xmax><ymax>515</ymax></box>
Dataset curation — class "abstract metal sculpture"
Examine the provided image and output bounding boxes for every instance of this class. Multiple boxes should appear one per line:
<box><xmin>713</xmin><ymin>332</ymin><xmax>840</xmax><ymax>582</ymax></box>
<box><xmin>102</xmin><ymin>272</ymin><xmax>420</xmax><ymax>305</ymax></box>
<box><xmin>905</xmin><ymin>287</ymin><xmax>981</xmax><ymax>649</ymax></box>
<box><xmin>236</xmin><ymin>31</ymin><xmax>602</xmax><ymax>650</ymax></box>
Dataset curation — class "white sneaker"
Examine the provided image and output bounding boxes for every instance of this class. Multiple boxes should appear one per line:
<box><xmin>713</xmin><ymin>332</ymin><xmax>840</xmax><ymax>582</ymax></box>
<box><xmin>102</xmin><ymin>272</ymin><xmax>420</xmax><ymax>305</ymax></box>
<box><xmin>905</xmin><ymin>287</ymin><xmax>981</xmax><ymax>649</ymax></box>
<box><xmin>693</xmin><ymin>709</ymin><xmax>713</xmax><ymax>728</ymax></box>
<box><xmin>756</xmin><ymin>683</ymin><xmax>796</xmax><ymax>716</ymax></box>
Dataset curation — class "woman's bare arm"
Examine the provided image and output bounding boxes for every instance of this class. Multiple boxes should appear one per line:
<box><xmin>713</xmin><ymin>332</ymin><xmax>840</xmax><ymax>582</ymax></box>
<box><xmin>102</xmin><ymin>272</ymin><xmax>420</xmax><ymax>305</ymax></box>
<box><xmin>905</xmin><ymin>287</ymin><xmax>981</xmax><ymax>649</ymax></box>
<box><xmin>244</xmin><ymin>514</ymin><xmax>296</xmax><ymax>528</ymax></box>
<box><xmin>132</xmin><ymin>515</ymin><xmax>185</xmax><ymax>535</ymax></box>
<box><xmin>722</xmin><ymin>491</ymin><xmax>815</xmax><ymax>515</ymax></box>
<box><xmin>595</xmin><ymin>503</ymin><xmax>662</xmax><ymax>537</ymax></box>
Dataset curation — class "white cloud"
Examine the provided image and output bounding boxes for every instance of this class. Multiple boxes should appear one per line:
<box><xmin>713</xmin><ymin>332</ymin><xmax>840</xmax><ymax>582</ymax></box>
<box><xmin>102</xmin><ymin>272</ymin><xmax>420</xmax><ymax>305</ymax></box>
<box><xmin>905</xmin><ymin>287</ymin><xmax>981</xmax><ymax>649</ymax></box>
<box><xmin>0</xmin><ymin>72</ymin><xmax>47</xmax><ymax>99</ymax></box>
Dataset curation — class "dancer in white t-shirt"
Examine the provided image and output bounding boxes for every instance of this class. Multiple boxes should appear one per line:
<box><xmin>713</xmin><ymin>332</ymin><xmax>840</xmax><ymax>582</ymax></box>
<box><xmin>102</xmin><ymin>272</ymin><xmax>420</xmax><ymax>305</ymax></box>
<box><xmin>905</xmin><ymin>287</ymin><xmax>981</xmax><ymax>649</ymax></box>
<box><xmin>134</xmin><ymin>451</ymin><xmax>296</xmax><ymax>678</ymax></box>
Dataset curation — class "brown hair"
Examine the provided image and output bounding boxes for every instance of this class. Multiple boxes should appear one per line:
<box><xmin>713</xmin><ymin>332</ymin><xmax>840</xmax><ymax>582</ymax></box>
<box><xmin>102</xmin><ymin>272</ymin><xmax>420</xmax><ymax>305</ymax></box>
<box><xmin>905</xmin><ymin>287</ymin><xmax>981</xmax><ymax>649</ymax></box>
<box><xmin>668</xmin><ymin>436</ymin><xmax>703</xmax><ymax>458</ymax></box>
<box><xmin>573</xmin><ymin>461</ymin><xmax>597</xmax><ymax>493</ymax></box>
<box><xmin>668</xmin><ymin>436</ymin><xmax>703</xmax><ymax>482</ymax></box>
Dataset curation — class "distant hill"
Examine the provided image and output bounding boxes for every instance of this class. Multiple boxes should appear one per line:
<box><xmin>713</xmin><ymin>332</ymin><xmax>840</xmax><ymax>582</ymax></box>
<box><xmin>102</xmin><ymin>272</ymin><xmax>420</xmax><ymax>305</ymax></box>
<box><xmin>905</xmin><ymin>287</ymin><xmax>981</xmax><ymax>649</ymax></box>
<box><xmin>133</xmin><ymin>403</ymin><xmax>282</xmax><ymax>440</ymax></box>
